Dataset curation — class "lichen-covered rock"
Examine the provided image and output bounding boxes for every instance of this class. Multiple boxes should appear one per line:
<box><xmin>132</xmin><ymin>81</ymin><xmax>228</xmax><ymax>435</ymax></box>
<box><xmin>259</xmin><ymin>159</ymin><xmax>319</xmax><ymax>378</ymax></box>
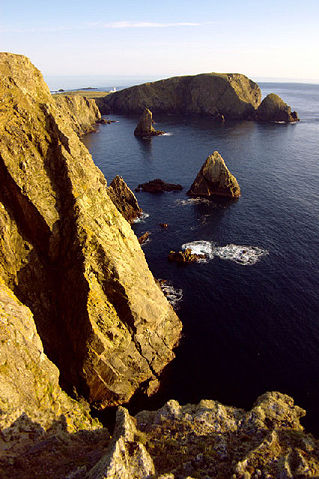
<box><xmin>0</xmin><ymin>52</ymin><xmax>181</xmax><ymax>410</ymax></box>
<box><xmin>133</xmin><ymin>392</ymin><xmax>319</xmax><ymax>478</ymax></box>
<box><xmin>188</xmin><ymin>151</ymin><xmax>241</xmax><ymax>198</ymax></box>
<box><xmin>256</xmin><ymin>93</ymin><xmax>299</xmax><ymax>122</ymax></box>
<box><xmin>54</xmin><ymin>94</ymin><xmax>101</xmax><ymax>135</ymax></box>
<box><xmin>134</xmin><ymin>108</ymin><xmax>164</xmax><ymax>137</ymax></box>
<box><xmin>87</xmin><ymin>407</ymin><xmax>155</xmax><ymax>479</ymax></box>
<box><xmin>102</xmin><ymin>73</ymin><xmax>261</xmax><ymax>120</ymax></box>
<box><xmin>107</xmin><ymin>175</ymin><xmax>142</xmax><ymax>223</ymax></box>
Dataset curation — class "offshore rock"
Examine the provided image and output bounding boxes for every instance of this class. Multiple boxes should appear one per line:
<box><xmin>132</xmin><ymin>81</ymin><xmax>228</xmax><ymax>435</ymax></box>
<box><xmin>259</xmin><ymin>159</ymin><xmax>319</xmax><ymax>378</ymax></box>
<box><xmin>168</xmin><ymin>249</ymin><xmax>206</xmax><ymax>263</ymax></box>
<box><xmin>188</xmin><ymin>151</ymin><xmax>241</xmax><ymax>198</ymax></box>
<box><xmin>136</xmin><ymin>179</ymin><xmax>183</xmax><ymax>193</ymax></box>
<box><xmin>107</xmin><ymin>175</ymin><xmax>142</xmax><ymax>224</ymax></box>
<box><xmin>0</xmin><ymin>52</ymin><xmax>181</xmax><ymax>410</ymax></box>
<box><xmin>256</xmin><ymin>93</ymin><xmax>299</xmax><ymax>122</ymax></box>
<box><xmin>134</xmin><ymin>108</ymin><xmax>164</xmax><ymax>137</ymax></box>
<box><xmin>138</xmin><ymin>231</ymin><xmax>151</xmax><ymax>245</ymax></box>
<box><xmin>54</xmin><ymin>94</ymin><xmax>101</xmax><ymax>135</ymax></box>
<box><xmin>101</xmin><ymin>73</ymin><xmax>262</xmax><ymax>120</ymax></box>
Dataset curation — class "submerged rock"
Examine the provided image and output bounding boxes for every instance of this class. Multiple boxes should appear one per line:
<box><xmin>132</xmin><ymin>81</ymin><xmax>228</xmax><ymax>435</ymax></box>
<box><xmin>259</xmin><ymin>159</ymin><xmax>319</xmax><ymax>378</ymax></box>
<box><xmin>107</xmin><ymin>175</ymin><xmax>142</xmax><ymax>224</ymax></box>
<box><xmin>134</xmin><ymin>108</ymin><xmax>164</xmax><ymax>137</ymax></box>
<box><xmin>136</xmin><ymin>179</ymin><xmax>183</xmax><ymax>193</ymax></box>
<box><xmin>188</xmin><ymin>151</ymin><xmax>241</xmax><ymax>199</ymax></box>
<box><xmin>256</xmin><ymin>93</ymin><xmax>299</xmax><ymax>122</ymax></box>
<box><xmin>0</xmin><ymin>53</ymin><xmax>181</xmax><ymax>414</ymax></box>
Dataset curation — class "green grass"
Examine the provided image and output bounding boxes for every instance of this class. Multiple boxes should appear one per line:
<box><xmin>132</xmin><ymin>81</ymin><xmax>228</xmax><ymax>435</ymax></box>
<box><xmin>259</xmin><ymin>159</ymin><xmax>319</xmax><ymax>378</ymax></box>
<box><xmin>53</xmin><ymin>90</ymin><xmax>110</xmax><ymax>99</ymax></box>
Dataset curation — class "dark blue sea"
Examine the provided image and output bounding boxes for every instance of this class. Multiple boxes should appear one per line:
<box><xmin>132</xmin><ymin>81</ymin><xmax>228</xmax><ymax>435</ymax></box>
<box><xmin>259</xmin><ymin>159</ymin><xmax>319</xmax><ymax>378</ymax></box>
<box><xmin>82</xmin><ymin>83</ymin><xmax>319</xmax><ymax>433</ymax></box>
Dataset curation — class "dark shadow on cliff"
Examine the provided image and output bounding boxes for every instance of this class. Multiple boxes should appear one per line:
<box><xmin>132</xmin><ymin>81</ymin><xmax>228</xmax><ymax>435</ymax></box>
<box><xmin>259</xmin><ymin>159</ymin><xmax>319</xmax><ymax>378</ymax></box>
<box><xmin>0</xmin><ymin>413</ymin><xmax>110</xmax><ymax>479</ymax></box>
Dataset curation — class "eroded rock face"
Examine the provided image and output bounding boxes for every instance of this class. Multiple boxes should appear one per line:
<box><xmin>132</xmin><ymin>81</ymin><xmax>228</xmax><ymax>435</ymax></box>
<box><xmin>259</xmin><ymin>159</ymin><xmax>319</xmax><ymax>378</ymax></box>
<box><xmin>256</xmin><ymin>93</ymin><xmax>299</xmax><ymax>122</ymax></box>
<box><xmin>54</xmin><ymin>94</ymin><xmax>101</xmax><ymax>135</ymax></box>
<box><xmin>88</xmin><ymin>392</ymin><xmax>319</xmax><ymax>479</ymax></box>
<box><xmin>134</xmin><ymin>108</ymin><xmax>164</xmax><ymax>137</ymax></box>
<box><xmin>107</xmin><ymin>175</ymin><xmax>142</xmax><ymax>224</ymax></box>
<box><xmin>0</xmin><ymin>52</ymin><xmax>181</xmax><ymax>410</ymax></box>
<box><xmin>101</xmin><ymin>73</ymin><xmax>262</xmax><ymax>120</ymax></box>
<box><xmin>188</xmin><ymin>151</ymin><xmax>241</xmax><ymax>198</ymax></box>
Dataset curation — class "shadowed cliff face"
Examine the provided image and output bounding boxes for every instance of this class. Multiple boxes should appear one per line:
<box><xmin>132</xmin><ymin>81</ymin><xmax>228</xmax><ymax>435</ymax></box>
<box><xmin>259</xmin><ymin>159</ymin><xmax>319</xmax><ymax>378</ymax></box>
<box><xmin>0</xmin><ymin>52</ymin><xmax>181</xmax><ymax>409</ymax></box>
<box><xmin>101</xmin><ymin>73</ymin><xmax>262</xmax><ymax>119</ymax></box>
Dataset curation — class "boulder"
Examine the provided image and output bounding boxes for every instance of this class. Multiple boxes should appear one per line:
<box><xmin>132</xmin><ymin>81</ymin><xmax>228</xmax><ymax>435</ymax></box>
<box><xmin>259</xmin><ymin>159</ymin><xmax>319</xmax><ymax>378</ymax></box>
<box><xmin>101</xmin><ymin>72</ymin><xmax>262</xmax><ymax>120</ymax></box>
<box><xmin>0</xmin><ymin>52</ymin><xmax>182</xmax><ymax>411</ymax></box>
<box><xmin>134</xmin><ymin>108</ymin><xmax>164</xmax><ymax>137</ymax></box>
<box><xmin>187</xmin><ymin>151</ymin><xmax>241</xmax><ymax>199</ymax></box>
<box><xmin>136</xmin><ymin>179</ymin><xmax>183</xmax><ymax>193</ymax></box>
<box><xmin>138</xmin><ymin>232</ymin><xmax>151</xmax><ymax>245</ymax></box>
<box><xmin>256</xmin><ymin>93</ymin><xmax>299</xmax><ymax>122</ymax></box>
<box><xmin>107</xmin><ymin>175</ymin><xmax>142</xmax><ymax>224</ymax></box>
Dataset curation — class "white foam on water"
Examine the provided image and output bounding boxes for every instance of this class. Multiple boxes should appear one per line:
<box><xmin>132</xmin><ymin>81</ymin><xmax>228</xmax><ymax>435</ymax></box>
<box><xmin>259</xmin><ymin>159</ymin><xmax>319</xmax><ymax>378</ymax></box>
<box><xmin>158</xmin><ymin>280</ymin><xmax>183</xmax><ymax>309</ymax></box>
<box><xmin>181</xmin><ymin>241</ymin><xmax>268</xmax><ymax>266</ymax></box>
<box><xmin>133</xmin><ymin>212</ymin><xmax>150</xmax><ymax>223</ymax></box>
<box><xmin>162</xmin><ymin>132</ymin><xmax>173</xmax><ymax>136</ymax></box>
<box><xmin>176</xmin><ymin>198</ymin><xmax>211</xmax><ymax>206</ymax></box>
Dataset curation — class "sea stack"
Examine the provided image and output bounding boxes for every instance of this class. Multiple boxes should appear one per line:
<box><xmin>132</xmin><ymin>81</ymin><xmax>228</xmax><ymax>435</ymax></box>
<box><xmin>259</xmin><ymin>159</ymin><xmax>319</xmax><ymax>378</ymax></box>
<box><xmin>134</xmin><ymin>108</ymin><xmax>164</xmax><ymax>137</ymax></box>
<box><xmin>188</xmin><ymin>151</ymin><xmax>241</xmax><ymax>199</ymax></box>
<box><xmin>256</xmin><ymin>93</ymin><xmax>299</xmax><ymax>122</ymax></box>
<box><xmin>107</xmin><ymin>175</ymin><xmax>142</xmax><ymax>223</ymax></box>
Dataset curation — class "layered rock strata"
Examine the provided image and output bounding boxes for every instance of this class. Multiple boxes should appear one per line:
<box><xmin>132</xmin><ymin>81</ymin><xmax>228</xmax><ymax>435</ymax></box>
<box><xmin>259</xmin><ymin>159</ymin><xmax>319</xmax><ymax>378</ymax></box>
<box><xmin>54</xmin><ymin>94</ymin><xmax>101</xmax><ymax>135</ymax></box>
<box><xmin>0</xmin><ymin>52</ymin><xmax>181</xmax><ymax>412</ymax></box>
<box><xmin>86</xmin><ymin>392</ymin><xmax>319</xmax><ymax>478</ymax></box>
<box><xmin>256</xmin><ymin>93</ymin><xmax>299</xmax><ymax>122</ymax></box>
<box><xmin>188</xmin><ymin>151</ymin><xmax>241</xmax><ymax>198</ymax></box>
<box><xmin>134</xmin><ymin>108</ymin><xmax>164</xmax><ymax>137</ymax></box>
<box><xmin>107</xmin><ymin>175</ymin><xmax>142</xmax><ymax>223</ymax></box>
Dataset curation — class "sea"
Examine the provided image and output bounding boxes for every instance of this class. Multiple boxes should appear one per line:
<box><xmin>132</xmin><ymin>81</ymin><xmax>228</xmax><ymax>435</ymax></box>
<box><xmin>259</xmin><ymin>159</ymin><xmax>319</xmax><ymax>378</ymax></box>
<box><xmin>78</xmin><ymin>81</ymin><xmax>319</xmax><ymax>433</ymax></box>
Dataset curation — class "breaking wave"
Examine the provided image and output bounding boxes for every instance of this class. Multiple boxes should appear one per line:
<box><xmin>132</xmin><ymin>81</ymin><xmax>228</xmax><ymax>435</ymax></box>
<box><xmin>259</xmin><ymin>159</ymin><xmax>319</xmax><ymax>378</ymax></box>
<box><xmin>176</xmin><ymin>198</ymin><xmax>211</xmax><ymax>206</ymax></box>
<box><xmin>181</xmin><ymin>240</ymin><xmax>268</xmax><ymax>265</ymax></box>
<box><xmin>158</xmin><ymin>280</ymin><xmax>183</xmax><ymax>309</ymax></box>
<box><xmin>162</xmin><ymin>132</ymin><xmax>173</xmax><ymax>136</ymax></box>
<box><xmin>133</xmin><ymin>212</ymin><xmax>150</xmax><ymax>223</ymax></box>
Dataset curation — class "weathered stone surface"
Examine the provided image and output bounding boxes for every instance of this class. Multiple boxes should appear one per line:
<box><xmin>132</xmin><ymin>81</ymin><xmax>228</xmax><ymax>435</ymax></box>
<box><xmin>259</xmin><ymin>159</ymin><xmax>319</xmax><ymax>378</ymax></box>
<box><xmin>133</xmin><ymin>392</ymin><xmax>319</xmax><ymax>478</ymax></box>
<box><xmin>101</xmin><ymin>73</ymin><xmax>262</xmax><ymax>120</ymax></box>
<box><xmin>138</xmin><ymin>231</ymin><xmax>151</xmax><ymax>245</ymax></box>
<box><xmin>136</xmin><ymin>179</ymin><xmax>183</xmax><ymax>193</ymax></box>
<box><xmin>188</xmin><ymin>151</ymin><xmax>241</xmax><ymax>198</ymax></box>
<box><xmin>134</xmin><ymin>108</ymin><xmax>164</xmax><ymax>137</ymax></box>
<box><xmin>0</xmin><ymin>52</ymin><xmax>181</xmax><ymax>410</ymax></box>
<box><xmin>107</xmin><ymin>175</ymin><xmax>142</xmax><ymax>224</ymax></box>
<box><xmin>87</xmin><ymin>407</ymin><xmax>155</xmax><ymax>479</ymax></box>
<box><xmin>54</xmin><ymin>94</ymin><xmax>101</xmax><ymax>135</ymax></box>
<box><xmin>256</xmin><ymin>93</ymin><xmax>299</xmax><ymax>123</ymax></box>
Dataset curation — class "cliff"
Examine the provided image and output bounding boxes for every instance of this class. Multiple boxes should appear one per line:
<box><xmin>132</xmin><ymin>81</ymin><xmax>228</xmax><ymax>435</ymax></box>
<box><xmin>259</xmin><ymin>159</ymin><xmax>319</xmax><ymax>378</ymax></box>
<box><xmin>107</xmin><ymin>175</ymin><xmax>142</xmax><ymax>223</ymax></box>
<box><xmin>188</xmin><ymin>151</ymin><xmax>241</xmax><ymax>198</ymax></box>
<box><xmin>101</xmin><ymin>73</ymin><xmax>262</xmax><ymax>120</ymax></box>
<box><xmin>0</xmin><ymin>51</ymin><xmax>181</xmax><ymax>419</ymax></box>
<box><xmin>54</xmin><ymin>94</ymin><xmax>101</xmax><ymax>135</ymax></box>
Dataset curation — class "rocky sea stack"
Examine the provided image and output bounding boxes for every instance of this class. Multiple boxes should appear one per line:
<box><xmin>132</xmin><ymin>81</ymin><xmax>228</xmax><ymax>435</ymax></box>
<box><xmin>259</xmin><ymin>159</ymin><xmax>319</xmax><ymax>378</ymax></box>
<box><xmin>188</xmin><ymin>151</ymin><xmax>241</xmax><ymax>198</ymax></box>
<box><xmin>256</xmin><ymin>93</ymin><xmax>299</xmax><ymax>122</ymax></box>
<box><xmin>134</xmin><ymin>108</ymin><xmax>164</xmax><ymax>137</ymax></box>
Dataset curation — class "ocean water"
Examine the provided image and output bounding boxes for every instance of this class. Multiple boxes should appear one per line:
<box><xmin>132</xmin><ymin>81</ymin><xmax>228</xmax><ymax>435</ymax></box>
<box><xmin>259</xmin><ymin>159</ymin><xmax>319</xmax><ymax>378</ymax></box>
<box><xmin>82</xmin><ymin>83</ymin><xmax>319</xmax><ymax>433</ymax></box>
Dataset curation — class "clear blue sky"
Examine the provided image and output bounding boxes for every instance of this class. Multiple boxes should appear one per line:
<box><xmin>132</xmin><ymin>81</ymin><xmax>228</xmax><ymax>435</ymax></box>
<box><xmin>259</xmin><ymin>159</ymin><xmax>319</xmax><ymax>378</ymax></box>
<box><xmin>1</xmin><ymin>0</ymin><xmax>318</xmax><ymax>83</ymax></box>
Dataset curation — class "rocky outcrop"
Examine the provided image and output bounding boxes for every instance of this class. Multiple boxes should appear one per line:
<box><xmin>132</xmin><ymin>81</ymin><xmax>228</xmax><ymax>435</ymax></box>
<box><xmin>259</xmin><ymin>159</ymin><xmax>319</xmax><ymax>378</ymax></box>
<box><xmin>138</xmin><ymin>232</ymin><xmax>151</xmax><ymax>245</ymax></box>
<box><xmin>0</xmin><ymin>52</ymin><xmax>181</xmax><ymax>412</ymax></box>
<box><xmin>134</xmin><ymin>108</ymin><xmax>164</xmax><ymax>137</ymax></box>
<box><xmin>100</xmin><ymin>73</ymin><xmax>262</xmax><ymax>120</ymax></box>
<box><xmin>168</xmin><ymin>249</ymin><xmax>206</xmax><ymax>263</ymax></box>
<box><xmin>107</xmin><ymin>175</ymin><xmax>142</xmax><ymax>223</ymax></box>
<box><xmin>188</xmin><ymin>151</ymin><xmax>241</xmax><ymax>198</ymax></box>
<box><xmin>86</xmin><ymin>392</ymin><xmax>319</xmax><ymax>479</ymax></box>
<box><xmin>256</xmin><ymin>93</ymin><xmax>299</xmax><ymax>122</ymax></box>
<box><xmin>54</xmin><ymin>94</ymin><xmax>101</xmax><ymax>135</ymax></box>
<box><xmin>136</xmin><ymin>179</ymin><xmax>183</xmax><ymax>193</ymax></box>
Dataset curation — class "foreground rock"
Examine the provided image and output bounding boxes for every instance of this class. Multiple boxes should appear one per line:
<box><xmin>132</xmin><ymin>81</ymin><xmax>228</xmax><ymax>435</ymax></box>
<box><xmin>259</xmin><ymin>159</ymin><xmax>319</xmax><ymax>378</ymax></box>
<box><xmin>101</xmin><ymin>73</ymin><xmax>262</xmax><ymax>120</ymax></box>
<box><xmin>85</xmin><ymin>392</ymin><xmax>319</xmax><ymax>478</ymax></box>
<box><xmin>107</xmin><ymin>175</ymin><xmax>142</xmax><ymax>223</ymax></box>
<box><xmin>0</xmin><ymin>52</ymin><xmax>181</xmax><ymax>413</ymax></box>
<box><xmin>188</xmin><ymin>151</ymin><xmax>241</xmax><ymax>198</ymax></box>
<box><xmin>138</xmin><ymin>232</ymin><xmax>151</xmax><ymax>245</ymax></box>
<box><xmin>134</xmin><ymin>108</ymin><xmax>164</xmax><ymax>137</ymax></box>
<box><xmin>54</xmin><ymin>94</ymin><xmax>101</xmax><ymax>135</ymax></box>
<box><xmin>168</xmin><ymin>248</ymin><xmax>206</xmax><ymax>263</ymax></box>
<box><xmin>256</xmin><ymin>93</ymin><xmax>299</xmax><ymax>122</ymax></box>
<box><xmin>136</xmin><ymin>179</ymin><xmax>183</xmax><ymax>193</ymax></box>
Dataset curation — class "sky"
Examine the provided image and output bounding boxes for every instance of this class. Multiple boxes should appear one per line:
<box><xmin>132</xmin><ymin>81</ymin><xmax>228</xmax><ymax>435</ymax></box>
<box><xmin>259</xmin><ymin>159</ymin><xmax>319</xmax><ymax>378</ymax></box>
<box><xmin>1</xmin><ymin>0</ymin><xmax>319</xmax><ymax>86</ymax></box>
